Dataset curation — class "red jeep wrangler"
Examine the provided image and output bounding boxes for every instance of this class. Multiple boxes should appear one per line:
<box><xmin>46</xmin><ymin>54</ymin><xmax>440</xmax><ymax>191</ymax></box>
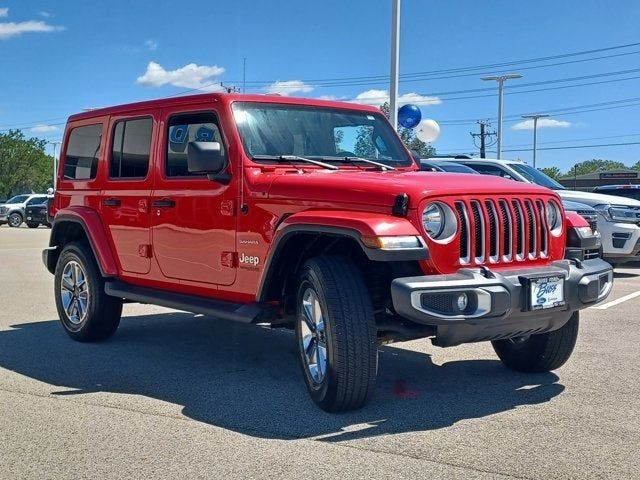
<box><xmin>43</xmin><ymin>93</ymin><xmax>612</xmax><ymax>412</ymax></box>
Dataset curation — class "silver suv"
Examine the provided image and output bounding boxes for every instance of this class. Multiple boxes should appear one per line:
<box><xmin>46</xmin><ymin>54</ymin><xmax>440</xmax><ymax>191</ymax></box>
<box><xmin>0</xmin><ymin>194</ymin><xmax>50</xmax><ymax>228</ymax></box>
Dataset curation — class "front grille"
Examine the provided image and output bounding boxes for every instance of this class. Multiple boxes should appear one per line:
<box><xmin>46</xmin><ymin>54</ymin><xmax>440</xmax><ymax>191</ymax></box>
<box><xmin>455</xmin><ymin>198</ymin><xmax>549</xmax><ymax>265</ymax></box>
<box><xmin>575</xmin><ymin>210</ymin><xmax>598</xmax><ymax>233</ymax></box>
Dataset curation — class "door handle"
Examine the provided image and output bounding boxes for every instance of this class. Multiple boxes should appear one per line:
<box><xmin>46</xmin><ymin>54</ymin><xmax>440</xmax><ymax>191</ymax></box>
<box><xmin>102</xmin><ymin>198</ymin><xmax>121</xmax><ymax>207</ymax></box>
<box><xmin>152</xmin><ymin>198</ymin><xmax>176</xmax><ymax>208</ymax></box>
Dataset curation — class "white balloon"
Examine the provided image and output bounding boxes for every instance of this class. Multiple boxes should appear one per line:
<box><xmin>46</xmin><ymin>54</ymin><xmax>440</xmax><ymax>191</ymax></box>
<box><xmin>415</xmin><ymin>119</ymin><xmax>440</xmax><ymax>143</ymax></box>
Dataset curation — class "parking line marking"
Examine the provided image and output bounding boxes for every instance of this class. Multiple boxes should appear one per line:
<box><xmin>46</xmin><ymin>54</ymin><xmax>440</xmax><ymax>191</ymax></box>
<box><xmin>591</xmin><ymin>290</ymin><xmax>640</xmax><ymax>310</ymax></box>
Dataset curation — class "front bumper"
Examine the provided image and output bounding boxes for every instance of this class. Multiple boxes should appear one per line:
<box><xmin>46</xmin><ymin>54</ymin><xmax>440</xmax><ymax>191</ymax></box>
<box><xmin>391</xmin><ymin>258</ymin><xmax>613</xmax><ymax>347</ymax></box>
<box><xmin>599</xmin><ymin>221</ymin><xmax>640</xmax><ymax>262</ymax></box>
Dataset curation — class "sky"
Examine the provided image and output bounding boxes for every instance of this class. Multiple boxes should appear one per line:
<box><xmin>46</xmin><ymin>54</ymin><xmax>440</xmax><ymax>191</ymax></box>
<box><xmin>1</xmin><ymin>0</ymin><xmax>640</xmax><ymax>173</ymax></box>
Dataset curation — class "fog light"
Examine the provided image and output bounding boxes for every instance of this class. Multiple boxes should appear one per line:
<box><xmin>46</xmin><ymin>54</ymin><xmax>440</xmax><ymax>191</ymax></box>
<box><xmin>456</xmin><ymin>292</ymin><xmax>468</xmax><ymax>311</ymax></box>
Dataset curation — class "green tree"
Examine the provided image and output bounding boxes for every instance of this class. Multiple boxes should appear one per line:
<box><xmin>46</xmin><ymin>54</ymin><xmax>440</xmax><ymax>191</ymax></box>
<box><xmin>380</xmin><ymin>102</ymin><xmax>435</xmax><ymax>158</ymax></box>
<box><xmin>631</xmin><ymin>160</ymin><xmax>640</xmax><ymax>171</ymax></box>
<box><xmin>353</xmin><ymin>126</ymin><xmax>377</xmax><ymax>158</ymax></box>
<box><xmin>0</xmin><ymin>130</ymin><xmax>53</xmax><ymax>199</ymax></box>
<box><xmin>568</xmin><ymin>159</ymin><xmax>627</xmax><ymax>176</ymax></box>
<box><xmin>539</xmin><ymin>166</ymin><xmax>562</xmax><ymax>181</ymax></box>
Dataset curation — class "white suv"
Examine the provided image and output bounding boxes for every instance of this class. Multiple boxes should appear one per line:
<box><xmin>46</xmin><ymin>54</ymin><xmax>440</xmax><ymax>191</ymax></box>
<box><xmin>456</xmin><ymin>158</ymin><xmax>640</xmax><ymax>266</ymax></box>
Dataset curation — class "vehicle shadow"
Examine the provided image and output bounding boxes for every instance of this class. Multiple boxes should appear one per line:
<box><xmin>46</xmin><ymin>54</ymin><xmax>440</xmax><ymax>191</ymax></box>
<box><xmin>0</xmin><ymin>313</ymin><xmax>564</xmax><ymax>442</ymax></box>
<box><xmin>613</xmin><ymin>270</ymin><xmax>640</xmax><ymax>279</ymax></box>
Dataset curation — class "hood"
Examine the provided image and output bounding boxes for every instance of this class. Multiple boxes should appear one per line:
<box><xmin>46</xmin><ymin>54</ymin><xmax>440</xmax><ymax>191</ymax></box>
<box><xmin>557</xmin><ymin>189</ymin><xmax>640</xmax><ymax>207</ymax></box>
<box><xmin>267</xmin><ymin>169</ymin><xmax>557</xmax><ymax>208</ymax></box>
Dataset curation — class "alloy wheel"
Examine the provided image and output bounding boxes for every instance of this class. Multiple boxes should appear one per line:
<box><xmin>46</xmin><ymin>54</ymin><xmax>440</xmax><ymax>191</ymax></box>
<box><xmin>60</xmin><ymin>260</ymin><xmax>90</xmax><ymax>325</ymax></box>
<box><xmin>299</xmin><ymin>287</ymin><xmax>328</xmax><ymax>384</ymax></box>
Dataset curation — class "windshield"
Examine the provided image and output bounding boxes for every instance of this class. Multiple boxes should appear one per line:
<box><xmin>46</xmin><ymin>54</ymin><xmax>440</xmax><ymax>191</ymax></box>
<box><xmin>440</xmin><ymin>163</ymin><xmax>478</xmax><ymax>174</ymax></box>
<box><xmin>232</xmin><ymin>102</ymin><xmax>413</xmax><ymax>167</ymax></box>
<box><xmin>5</xmin><ymin>195</ymin><xmax>29</xmax><ymax>204</ymax></box>
<box><xmin>510</xmin><ymin>163</ymin><xmax>565</xmax><ymax>190</ymax></box>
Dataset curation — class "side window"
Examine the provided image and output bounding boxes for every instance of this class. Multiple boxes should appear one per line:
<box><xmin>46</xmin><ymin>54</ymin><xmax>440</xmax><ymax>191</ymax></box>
<box><xmin>26</xmin><ymin>196</ymin><xmax>46</xmax><ymax>205</ymax></box>
<box><xmin>467</xmin><ymin>164</ymin><xmax>507</xmax><ymax>177</ymax></box>
<box><xmin>110</xmin><ymin>117</ymin><xmax>152</xmax><ymax>179</ymax></box>
<box><xmin>166</xmin><ymin>112</ymin><xmax>225</xmax><ymax>177</ymax></box>
<box><xmin>63</xmin><ymin>124</ymin><xmax>102</xmax><ymax>180</ymax></box>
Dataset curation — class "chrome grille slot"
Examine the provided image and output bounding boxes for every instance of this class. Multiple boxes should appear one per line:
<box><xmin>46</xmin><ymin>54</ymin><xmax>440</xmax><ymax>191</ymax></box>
<box><xmin>536</xmin><ymin>200</ymin><xmax>548</xmax><ymax>256</ymax></box>
<box><xmin>512</xmin><ymin>200</ymin><xmax>525</xmax><ymax>259</ymax></box>
<box><xmin>524</xmin><ymin>199</ymin><xmax>537</xmax><ymax>258</ymax></box>
<box><xmin>470</xmin><ymin>200</ymin><xmax>485</xmax><ymax>263</ymax></box>
<box><xmin>499</xmin><ymin>200</ymin><xmax>513</xmax><ymax>261</ymax></box>
<box><xmin>485</xmin><ymin>200</ymin><xmax>499</xmax><ymax>262</ymax></box>
<box><xmin>455</xmin><ymin>201</ymin><xmax>470</xmax><ymax>264</ymax></box>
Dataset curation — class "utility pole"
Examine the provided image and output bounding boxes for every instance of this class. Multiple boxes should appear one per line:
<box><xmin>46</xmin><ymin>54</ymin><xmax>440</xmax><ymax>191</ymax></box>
<box><xmin>49</xmin><ymin>141</ymin><xmax>61</xmax><ymax>191</ymax></box>
<box><xmin>521</xmin><ymin>113</ymin><xmax>549</xmax><ymax>168</ymax></box>
<box><xmin>389</xmin><ymin>0</ymin><xmax>401</xmax><ymax>130</ymax></box>
<box><xmin>242</xmin><ymin>57</ymin><xmax>246</xmax><ymax>94</ymax></box>
<box><xmin>481</xmin><ymin>74</ymin><xmax>522</xmax><ymax>159</ymax></box>
<box><xmin>470</xmin><ymin>120</ymin><xmax>496</xmax><ymax>158</ymax></box>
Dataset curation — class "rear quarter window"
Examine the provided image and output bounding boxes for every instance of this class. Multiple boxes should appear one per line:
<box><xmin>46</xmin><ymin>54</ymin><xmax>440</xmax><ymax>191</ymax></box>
<box><xmin>63</xmin><ymin>124</ymin><xmax>102</xmax><ymax>180</ymax></box>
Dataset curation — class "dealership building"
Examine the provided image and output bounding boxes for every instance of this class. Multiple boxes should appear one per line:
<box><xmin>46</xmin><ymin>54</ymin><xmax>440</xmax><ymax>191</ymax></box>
<box><xmin>558</xmin><ymin>169</ymin><xmax>640</xmax><ymax>191</ymax></box>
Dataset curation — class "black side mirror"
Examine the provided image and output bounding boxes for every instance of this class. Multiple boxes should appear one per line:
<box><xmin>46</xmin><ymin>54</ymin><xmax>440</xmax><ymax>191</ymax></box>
<box><xmin>187</xmin><ymin>141</ymin><xmax>230</xmax><ymax>183</ymax></box>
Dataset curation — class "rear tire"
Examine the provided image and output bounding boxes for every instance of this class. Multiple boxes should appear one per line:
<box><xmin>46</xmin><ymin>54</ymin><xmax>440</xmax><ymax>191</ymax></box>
<box><xmin>295</xmin><ymin>256</ymin><xmax>378</xmax><ymax>412</ymax></box>
<box><xmin>26</xmin><ymin>222</ymin><xmax>39</xmax><ymax>228</ymax></box>
<box><xmin>492</xmin><ymin>312</ymin><xmax>579</xmax><ymax>372</ymax></box>
<box><xmin>54</xmin><ymin>242</ymin><xmax>123</xmax><ymax>342</ymax></box>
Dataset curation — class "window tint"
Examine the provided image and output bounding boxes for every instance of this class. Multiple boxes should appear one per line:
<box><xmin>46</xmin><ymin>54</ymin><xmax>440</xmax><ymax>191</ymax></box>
<box><xmin>64</xmin><ymin>124</ymin><xmax>102</xmax><ymax>180</ymax></box>
<box><xmin>166</xmin><ymin>113</ymin><xmax>225</xmax><ymax>177</ymax></box>
<box><xmin>26</xmin><ymin>196</ymin><xmax>47</xmax><ymax>205</ymax></box>
<box><xmin>464</xmin><ymin>163</ymin><xmax>513</xmax><ymax>178</ymax></box>
<box><xmin>110</xmin><ymin>118</ymin><xmax>152</xmax><ymax>178</ymax></box>
<box><xmin>6</xmin><ymin>195</ymin><xmax>30</xmax><ymax>204</ymax></box>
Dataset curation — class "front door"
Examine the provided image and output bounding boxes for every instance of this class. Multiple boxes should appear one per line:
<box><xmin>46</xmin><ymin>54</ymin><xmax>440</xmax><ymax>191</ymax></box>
<box><xmin>100</xmin><ymin>113</ymin><xmax>157</xmax><ymax>274</ymax></box>
<box><xmin>151</xmin><ymin>108</ymin><xmax>237</xmax><ymax>286</ymax></box>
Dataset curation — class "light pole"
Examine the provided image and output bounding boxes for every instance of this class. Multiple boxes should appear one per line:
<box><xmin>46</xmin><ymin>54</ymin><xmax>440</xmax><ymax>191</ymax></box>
<box><xmin>49</xmin><ymin>141</ymin><xmax>61</xmax><ymax>191</ymax></box>
<box><xmin>521</xmin><ymin>114</ymin><xmax>549</xmax><ymax>168</ymax></box>
<box><xmin>389</xmin><ymin>0</ymin><xmax>401</xmax><ymax>130</ymax></box>
<box><xmin>481</xmin><ymin>74</ymin><xmax>522</xmax><ymax>159</ymax></box>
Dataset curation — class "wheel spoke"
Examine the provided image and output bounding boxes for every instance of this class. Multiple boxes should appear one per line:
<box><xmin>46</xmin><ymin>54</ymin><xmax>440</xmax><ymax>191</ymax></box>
<box><xmin>306</xmin><ymin>336</ymin><xmax>317</xmax><ymax>358</ymax></box>
<box><xmin>65</xmin><ymin>297</ymin><xmax>77</xmax><ymax>318</ymax></box>
<box><xmin>61</xmin><ymin>274</ymin><xmax>74</xmax><ymax>292</ymax></box>
<box><xmin>313</xmin><ymin>298</ymin><xmax>323</xmax><ymax>327</ymax></box>
<box><xmin>317</xmin><ymin>343</ymin><xmax>327</xmax><ymax>376</ymax></box>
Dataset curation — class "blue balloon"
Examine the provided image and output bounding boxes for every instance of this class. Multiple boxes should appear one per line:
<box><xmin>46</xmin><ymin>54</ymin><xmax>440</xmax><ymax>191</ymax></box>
<box><xmin>398</xmin><ymin>104</ymin><xmax>422</xmax><ymax>129</ymax></box>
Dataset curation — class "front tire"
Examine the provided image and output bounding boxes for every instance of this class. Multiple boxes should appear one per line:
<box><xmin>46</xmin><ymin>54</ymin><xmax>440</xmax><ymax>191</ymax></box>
<box><xmin>8</xmin><ymin>212</ymin><xmax>22</xmax><ymax>227</ymax></box>
<box><xmin>295</xmin><ymin>256</ymin><xmax>378</xmax><ymax>412</ymax></box>
<box><xmin>26</xmin><ymin>222</ymin><xmax>39</xmax><ymax>228</ymax></box>
<box><xmin>54</xmin><ymin>242</ymin><xmax>123</xmax><ymax>342</ymax></box>
<box><xmin>492</xmin><ymin>312</ymin><xmax>579</xmax><ymax>372</ymax></box>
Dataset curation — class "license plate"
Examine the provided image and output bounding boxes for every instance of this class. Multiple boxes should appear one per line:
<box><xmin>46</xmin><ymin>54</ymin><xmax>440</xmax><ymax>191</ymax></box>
<box><xmin>26</xmin><ymin>216</ymin><xmax>31</xmax><ymax>220</ymax></box>
<box><xmin>529</xmin><ymin>275</ymin><xmax>565</xmax><ymax>310</ymax></box>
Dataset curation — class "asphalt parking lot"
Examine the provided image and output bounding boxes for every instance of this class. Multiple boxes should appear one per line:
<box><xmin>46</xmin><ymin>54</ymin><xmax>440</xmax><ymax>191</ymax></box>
<box><xmin>0</xmin><ymin>226</ymin><xmax>638</xmax><ymax>480</ymax></box>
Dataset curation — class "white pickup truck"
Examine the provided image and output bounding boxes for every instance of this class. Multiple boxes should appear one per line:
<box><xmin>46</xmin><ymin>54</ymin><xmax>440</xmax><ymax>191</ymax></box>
<box><xmin>455</xmin><ymin>158</ymin><xmax>640</xmax><ymax>266</ymax></box>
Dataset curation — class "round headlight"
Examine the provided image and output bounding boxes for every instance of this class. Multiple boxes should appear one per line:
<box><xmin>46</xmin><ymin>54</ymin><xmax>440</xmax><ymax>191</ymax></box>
<box><xmin>546</xmin><ymin>201</ymin><xmax>561</xmax><ymax>230</ymax></box>
<box><xmin>422</xmin><ymin>203</ymin><xmax>445</xmax><ymax>238</ymax></box>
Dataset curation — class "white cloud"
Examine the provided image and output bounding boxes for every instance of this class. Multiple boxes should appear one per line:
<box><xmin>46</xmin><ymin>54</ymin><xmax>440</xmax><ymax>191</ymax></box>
<box><xmin>0</xmin><ymin>20</ymin><xmax>64</xmax><ymax>39</ymax></box>
<box><xmin>317</xmin><ymin>95</ymin><xmax>337</xmax><ymax>101</ymax></box>
<box><xmin>511</xmin><ymin>118</ymin><xmax>572</xmax><ymax>130</ymax></box>
<box><xmin>144</xmin><ymin>39</ymin><xmax>158</xmax><ymax>51</ymax></box>
<box><xmin>30</xmin><ymin>124</ymin><xmax>59</xmax><ymax>134</ymax></box>
<box><xmin>351</xmin><ymin>89</ymin><xmax>441</xmax><ymax>107</ymax></box>
<box><xmin>265</xmin><ymin>80</ymin><xmax>314</xmax><ymax>96</ymax></box>
<box><xmin>0</xmin><ymin>8</ymin><xmax>8</xmax><ymax>18</ymax></box>
<box><xmin>37</xmin><ymin>11</ymin><xmax>51</xmax><ymax>18</ymax></box>
<box><xmin>136</xmin><ymin>61</ymin><xmax>226</xmax><ymax>90</ymax></box>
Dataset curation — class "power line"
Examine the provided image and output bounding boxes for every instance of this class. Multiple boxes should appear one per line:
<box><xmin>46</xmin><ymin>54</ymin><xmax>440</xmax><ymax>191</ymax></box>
<box><xmin>234</xmin><ymin>41</ymin><xmax>640</xmax><ymax>86</ymax></box>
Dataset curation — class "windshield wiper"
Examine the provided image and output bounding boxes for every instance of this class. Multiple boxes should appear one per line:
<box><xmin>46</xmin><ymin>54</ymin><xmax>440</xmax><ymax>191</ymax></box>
<box><xmin>252</xmin><ymin>154</ymin><xmax>338</xmax><ymax>170</ymax></box>
<box><xmin>323</xmin><ymin>156</ymin><xmax>396</xmax><ymax>171</ymax></box>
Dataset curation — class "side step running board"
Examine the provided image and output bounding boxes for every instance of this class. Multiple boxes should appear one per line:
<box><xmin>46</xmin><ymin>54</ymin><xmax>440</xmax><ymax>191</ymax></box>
<box><xmin>105</xmin><ymin>280</ymin><xmax>272</xmax><ymax>324</ymax></box>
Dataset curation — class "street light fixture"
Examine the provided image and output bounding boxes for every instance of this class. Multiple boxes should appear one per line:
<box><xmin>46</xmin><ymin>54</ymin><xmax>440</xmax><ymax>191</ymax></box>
<box><xmin>521</xmin><ymin>114</ymin><xmax>549</xmax><ymax>168</ymax></box>
<box><xmin>481</xmin><ymin>74</ymin><xmax>522</xmax><ymax>159</ymax></box>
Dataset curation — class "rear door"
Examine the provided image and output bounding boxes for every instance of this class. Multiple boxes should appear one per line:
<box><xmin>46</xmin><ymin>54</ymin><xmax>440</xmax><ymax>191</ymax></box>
<box><xmin>100</xmin><ymin>112</ymin><xmax>158</xmax><ymax>274</ymax></box>
<box><xmin>150</xmin><ymin>107</ymin><xmax>237</xmax><ymax>286</ymax></box>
